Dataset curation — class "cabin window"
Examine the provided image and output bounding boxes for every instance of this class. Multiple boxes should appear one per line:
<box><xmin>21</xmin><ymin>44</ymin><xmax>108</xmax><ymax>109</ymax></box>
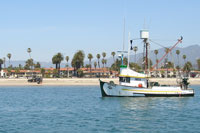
<box><xmin>119</xmin><ymin>77</ymin><xmax>125</xmax><ymax>82</ymax></box>
<box><xmin>119</xmin><ymin>77</ymin><xmax>130</xmax><ymax>83</ymax></box>
<box><xmin>126</xmin><ymin>77</ymin><xmax>130</xmax><ymax>83</ymax></box>
<box><xmin>135</xmin><ymin>78</ymin><xmax>141</xmax><ymax>81</ymax></box>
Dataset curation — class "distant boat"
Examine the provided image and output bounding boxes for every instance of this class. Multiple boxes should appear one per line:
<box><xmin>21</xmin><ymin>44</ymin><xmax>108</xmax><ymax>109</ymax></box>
<box><xmin>99</xmin><ymin>30</ymin><xmax>194</xmax><ymax>97</ymax></box>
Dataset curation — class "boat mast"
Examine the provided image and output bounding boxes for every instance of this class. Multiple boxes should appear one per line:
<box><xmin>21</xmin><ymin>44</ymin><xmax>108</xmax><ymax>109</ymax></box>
<box><xmin>144</xmin><ymin>39</ymin><xmax>148</xmax><ymax>74</ymax></box>
<box><xmin>118</xmin><ymin>18</ymin><xmax>128</xmax><ymax>66</ymax></box>
<box><xmin>140</xmin><ymin>29</ymin><xmax>149</xmax><ymax>75</ymax></box>
<box><xmin>128</xmin><ymin>32</ymin><xmax>131</xmax><ymax>68</ymax></box>
<box><xmin>123</xmin><ymin>17</ymin><xmax>125</xmax><ymax>52</ymax></box>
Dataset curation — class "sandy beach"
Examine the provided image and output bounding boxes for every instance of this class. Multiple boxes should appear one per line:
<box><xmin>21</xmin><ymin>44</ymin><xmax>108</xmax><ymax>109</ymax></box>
<box><xmin>0</xmin><ymin>78</ymin><xmax>199</xmax><ymax>86</ymax></box>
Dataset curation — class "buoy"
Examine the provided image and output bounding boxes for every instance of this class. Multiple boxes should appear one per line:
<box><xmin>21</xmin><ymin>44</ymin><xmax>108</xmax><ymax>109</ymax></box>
<box><xmin>138</xmin><ymin>84</ymin><xmax>143</xmax><ymax>88</ymax></box>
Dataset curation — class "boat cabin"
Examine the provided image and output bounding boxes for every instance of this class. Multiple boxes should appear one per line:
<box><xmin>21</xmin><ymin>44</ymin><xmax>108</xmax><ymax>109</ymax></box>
<box><xmin>119</xmin><ymin>65</ymin><xmax>148</xmax><ymax>88</ymax></box>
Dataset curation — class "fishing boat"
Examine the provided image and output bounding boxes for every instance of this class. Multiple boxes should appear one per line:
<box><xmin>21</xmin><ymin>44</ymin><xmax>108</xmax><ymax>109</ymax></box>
<box><xmin>99</xmin><ymin>30</ymin><xmax>194</xmax><ymax>97</ymax></box>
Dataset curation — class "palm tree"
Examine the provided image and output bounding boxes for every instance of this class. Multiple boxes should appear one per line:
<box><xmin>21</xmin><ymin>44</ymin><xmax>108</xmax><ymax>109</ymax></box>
<box><xmin>133</xmin><ymin>46</ymin><xmax>138</xmax><ymax>63</ymax></box>
<box><xmin>111</xmin><ymin>52</ymin><xmax>116</xmax><ymax>63</ymax></box>
<box><xmin>66</xmin><ymin>56</ymin><xmax>69</xmax><ymax>64</ymax></box>
<box><xmin>27</xmin><ymin>48</ymin><xmax>32</xmax><ymax>59</ymax></box>
<box><xmin>176</xmin><ymin>50</ymin><xmax>180</xmax><ymax>69</ymax></box>
<box><xmin>96</xmin><ymin>54</ymin><xmax>101</xmax><ymax>78</ymax></box>
<box><xmin>65</xmin><ymin>56</ymin><xmax>69</xmax><ymax>78</ymax></box>
<box><xmin>101</xmin><ymin>59</ymin><xmax>105</xmax><ymax>76</ymax></box>
<box><xmin>183</xmin><ymin>61</ymin><xmax>192</xmax><ymax>73</ymax></box>
<box><xmin>101</xmin><ymin>59</ymin><xmax>105</xmax><ymax>68</ymax></box>
<box><xmin>102</xmin><ymin>52</ymin><xmax>106</xmax><ymax>69</ymax></box>
<box><xmin>96</xmin><ymin>54</ymin><xmax>101</xmax><ymax>68</ymax></box>
<box><xmin>94</xmin><ymin>62</ymin><xmax>97</xmax><ymax>69</ymax></box>
<box><xmin>87</xmin><ymin>53</ymin><xmax>93</xmax><ymax>77</ymax></box>
<box><xmin>104</xmin><ymin>59</ymin><xmax>107</xmax><ymax>68</ymax></box>
<box><xmin>165</xmin><ymin>48</ymin><xmax>170</xmax><ymax>55</ymax></box>
<box><xmin>52</xmin><ymin>53</ymin><xmax>64</xmax><ymax>77</ymax></box>
<box><xmin>56</xmin><ymin>53</ymin><xmax>64</xmax><ymax>77</ymax></box>
<box><xmin>154</xmin><ymin>50</ymin><xmax>158</xmax><ymax>69</ymax></box>
<box><xmin>3</xmin><ymin>57</ymin><xmax>6</xmax><ymax>68</ymax></box>
<box><xmin>102</xmin><ymin>52</ymin><xmax>106</xmax><ymax>59</ymax></box>
<box><xmin>24</xmin><ymin>59</ymin><xmax>34</xmax><ymax>70</ymax></box>
<box><xmin>52</xmin><ymin>55</ymin><xmax>59</xmax><ymax>70</ymax></box>
<box><xmin>27</xmin><ymin>48</ymin><xmax>32</xmax><ymax>70</ymax></box>
<box><xmin>0</xmin><ymin>59</ymin><xmax>3</xmax><ymax>71</ymax></box>
<box><xmin>7</xmin><ymin>53</ymin><xmax>11</xmax><ymax>66</ymax></box>
<box><xmin>183</xmin><ymin>55</ymin><xmax>186</xmax><ymax>64</ymax></box>
<box><xmin>71</xmin><ymin>50</ymin><xmax>85</xmax><ymax>77</ymax></box>
<box><xmin>34</xmin><ymin>62</ymin><xmax>41</xmax><ymax>69</ymax></box>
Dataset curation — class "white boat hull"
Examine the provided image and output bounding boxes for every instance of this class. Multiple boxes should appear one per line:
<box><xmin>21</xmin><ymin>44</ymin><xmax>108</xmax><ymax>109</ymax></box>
<box><xmin>100</xmin><ymin>80</ymin><xmax>194</xmax><ymax>97</ymax></box>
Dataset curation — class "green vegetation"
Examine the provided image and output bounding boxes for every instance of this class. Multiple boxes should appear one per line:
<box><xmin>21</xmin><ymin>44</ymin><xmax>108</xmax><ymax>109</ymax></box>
<box><xmin>94</xmin><ymin>62</ymin><xmax>97</xmax><ymax>69</ymax></box>
<box><xmin>0</xmin><ymin>59</ymin><xmax>3</xmax><ymax>71</ymax></box>
<box><xmin>7</xmin><ymin>53</ymin><xmax>11</xmax><ymax>66</ymax></box>
<box><xmin>154</xmin><ymin>49</ymin><xmax>158</xmax><ymax>69</ymax></box>
<box><xmin>197</xmin><ymin>58</ymin><xmax>200</xmax><ymax>70</ymax></box>
<box><xmin>52</xmin><ymin>52</ymin><xmax>64</xmax><ymax>77</ymax></box>
<box><xmin>1</xmin><ymin>48</ymin><xmax>200</xmax><ymax>79</ymax></box>
<box><xmin>176</xmin><ymin>50</ymin><xmax>180</xmax><ymax>68</ymax></box>
<box><xmin>183</xmin><ymin>61</ymin><xmax>192</xmax><ymax>72</ymax></box>
<box><xmin>96</xmin><ymin>54</ymin><xmax>101</xmax><ymax>68</ymax></box>
<box><xmin>87</xmin><ymin>53</ymin><xmax>93</xmax><ymax>77</ymax></box>
<box><xmin>71</xmin><ymin>50</ymin><xmax>85</xmax><ymax>76</ymax></box>
<box><xmin>183</xmin><ymin>55</ymin><xmax>186</xmax><ymax>64</ymax></box>
<box><xmin>65</xmin><ymin>56</ymin><xmax>70</xmax><ymax>78</ymax></box>
<box><xmin>133</xmin><ymin>46</ymin><xmax>138</xmax><ymax>63</ymax></box>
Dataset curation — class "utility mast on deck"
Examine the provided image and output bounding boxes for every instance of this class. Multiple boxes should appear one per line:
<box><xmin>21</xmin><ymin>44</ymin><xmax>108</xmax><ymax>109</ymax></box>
<box><xmin>140</xmin><ymin>29</ymin><xmax>149</xmax><ymax>75</ymax></box>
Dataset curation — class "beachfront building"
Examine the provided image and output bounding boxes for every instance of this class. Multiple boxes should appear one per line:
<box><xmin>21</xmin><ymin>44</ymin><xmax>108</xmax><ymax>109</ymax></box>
<box><xmin>44</xmin><ymin>68</ymin><xmax>74</xmax><ymax>78</ymax></box>
<box><xmin>81</xmin><ymin>68</ymin><xmax>118</xmax><ymax>78</ymax></box>
<box><xmin>0</xmin><ymin>69</ymin><xmax>7</xmax><ymax>78</ymax></box>
<box><xmin>42</xmin><ymin>67</ymin><xmax>118</xmax><ymax>78</ymax></box>
<box><xmin>0</xmin><ymin>69</ymin><xmax>41</xmax><ymax>78</ymax></box>
<box><xmin>151</xmin><ymin>68</ymin><xmax>177</xmax><ymax>78</ymax></box>
<box><xmin>10</xmin><ymin>70</ymin><xmax>41</xmax><ymax>78</ymax></box>
<box><xmin>1</xmin><ymin>67</ymin><xmax>199</xmax><ymax>79</ymax></box>
<box><xmin>150</xmin><ymin>69</ymin><xmax>200</xmax><ymax>78</ymax></box>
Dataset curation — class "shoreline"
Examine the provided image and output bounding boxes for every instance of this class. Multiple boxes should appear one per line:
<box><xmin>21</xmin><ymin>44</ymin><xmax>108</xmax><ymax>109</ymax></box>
<box><xmin>0</xmin><ymin>78</ymin><xmax>200</xmax><ymax>86</ymax></box>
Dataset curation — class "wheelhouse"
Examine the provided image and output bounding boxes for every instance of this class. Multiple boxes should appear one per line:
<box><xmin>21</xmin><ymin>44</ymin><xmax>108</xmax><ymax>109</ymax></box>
<box><xmin>119</xmin><ymin>65</ymin><xmax>148</xmax><ymax>88</ymax></box>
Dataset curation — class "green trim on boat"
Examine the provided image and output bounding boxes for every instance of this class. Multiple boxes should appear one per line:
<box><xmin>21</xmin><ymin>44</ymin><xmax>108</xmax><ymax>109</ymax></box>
<box><xmin>120</xmin><ymin>65</ymin><xmax>127</xmax><ymax>68</ymax></box>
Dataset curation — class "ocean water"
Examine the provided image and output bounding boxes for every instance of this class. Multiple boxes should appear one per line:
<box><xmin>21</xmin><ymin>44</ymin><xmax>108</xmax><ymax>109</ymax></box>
<box><xmin>0</xmin><ymin>85</ymin><xmax>199</xmax><ymax>133</ymax></box>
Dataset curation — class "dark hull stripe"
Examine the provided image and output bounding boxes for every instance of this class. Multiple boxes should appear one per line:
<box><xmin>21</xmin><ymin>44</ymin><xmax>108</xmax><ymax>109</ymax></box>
<box><xmin>100</xmin><ymin>80</ymin><xmax>108</xmax><ymax>97</ymax></box>
<box><xmin>145</xmin><ymin>94</ymin><xmax>194</xmax><ymax>97</ymax></box>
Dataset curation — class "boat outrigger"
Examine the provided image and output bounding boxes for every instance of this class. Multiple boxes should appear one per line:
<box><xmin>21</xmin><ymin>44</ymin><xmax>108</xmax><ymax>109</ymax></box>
<box><xmin>99</xmin><ymin>30</ymin><xmax>194</xmax><ymax>97</ymax></box>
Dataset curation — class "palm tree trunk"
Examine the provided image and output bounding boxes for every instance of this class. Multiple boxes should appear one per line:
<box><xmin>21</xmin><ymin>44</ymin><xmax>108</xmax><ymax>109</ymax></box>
<box><xmin>56</xmin><ymin>64</ymin><xmax>58</xmax><ymax>70</ymax></box>
<box><xmin>67</xmin><ymin>62</ymin><xmax>69</xmax><ymax>78</ymax></box>
<box><xmin>97</xmin><ymin>60</ymin><xmax>100</xmax><ymax>78</ymax></box>
<box><xmin>58</xmin><ymin>63</ymin><xmax>60</xmax><ymax>78</ymax></box>
<box><xmin>155</xmin><ymin>55</ymin><xmax>157</xmax><ymax>78</ymax></box>
<box><xmin>90</xmin><ymin>61</ymin><xmax>92</xmax><ymax>78</ymax></box>
<box><xmin>135</xmin><ymin>52</ymin><xmax>136</xmax><ymax>63</ymax></box>
<box><xmin>177</xmin><ymin>55</ymin><xmax>179</xmax><ymax>69</ymax></box>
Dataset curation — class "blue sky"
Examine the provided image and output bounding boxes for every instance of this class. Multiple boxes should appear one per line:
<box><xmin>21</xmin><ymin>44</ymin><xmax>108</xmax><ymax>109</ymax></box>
<box><xmin>0</xmin><ymin>0</ymin><xmax>199</xmax><ymax>62</ymax></box>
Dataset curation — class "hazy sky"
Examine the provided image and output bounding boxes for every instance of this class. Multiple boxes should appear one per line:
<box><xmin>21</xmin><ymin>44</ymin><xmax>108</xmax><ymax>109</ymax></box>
<box><xmin>0</xmin><ymin>0</ymin><xmax>199</xmax><ymax>62</ymax></box>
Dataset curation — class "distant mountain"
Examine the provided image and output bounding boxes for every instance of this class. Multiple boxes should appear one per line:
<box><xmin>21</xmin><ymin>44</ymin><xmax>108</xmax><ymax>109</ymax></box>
<box><xmin>95</xmin><ymin>44</ymin><xmax>200</xmax><ymax>68</ymax></box>
<box><xmin>4</xmin><ymin>44</ymin><xmax>200</xmax><ymax>69</ymax></box>
<box><xmin>147</xmin><ymin>44</ymin><xmax>200</xmax><ymax>68</ymax></box>
<box><xmin>4</xmin><ymin>60</ymin><xmax>67</xmax><ymax>68</ymax></box>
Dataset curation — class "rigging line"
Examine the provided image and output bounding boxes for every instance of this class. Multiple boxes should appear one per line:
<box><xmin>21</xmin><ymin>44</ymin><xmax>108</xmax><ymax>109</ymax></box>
<box><xmin>131</xmin><ymin>38</ymin><xmax>141</xmax><ymax>40</ymax></box>
<box><xmin>149</xmin><ymin>39</ymin><xmax>168</xmax><ymax>49</ymax></box>
<box><xmin>123</xmin><ymin>17</ymin><xmax>125</xmax><ymax>51</ymax></box>
<box><xmin>150</xmin><ymin>39</ymin><xmax>177</xmax><ymax>41</ymax></box>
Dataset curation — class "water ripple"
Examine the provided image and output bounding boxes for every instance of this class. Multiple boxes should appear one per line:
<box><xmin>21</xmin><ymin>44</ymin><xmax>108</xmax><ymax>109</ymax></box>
<box><xmin>0</xmin><ymin>86</ymin><xmax>199</xmax><ymax>132</ymax></box>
